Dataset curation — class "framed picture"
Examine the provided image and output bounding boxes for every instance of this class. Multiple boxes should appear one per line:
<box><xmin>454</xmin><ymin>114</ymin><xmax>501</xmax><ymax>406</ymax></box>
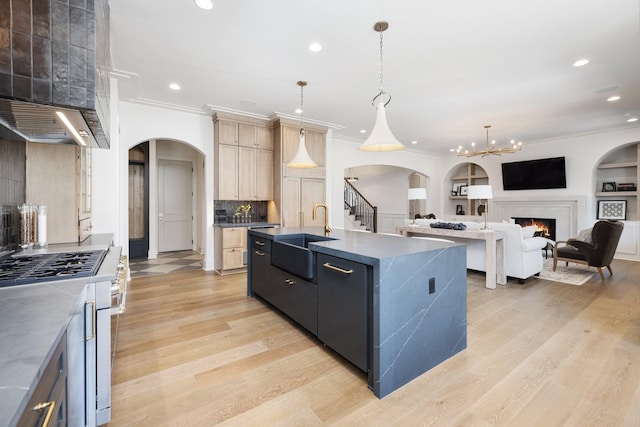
<box><xmin>597</xmin><ymin>200</ymin><xmax>626</xmax><ymax>220</ymax></box>
<box><xmin>602</xmin><ymin>182</ymin><xmax>617</xmax><ymax>192</ymax></box>
<box><xmin>451</xmin><ymin>182</ymin><xmax>465</xmax><ymax>196</ymax></box>
<box><xmin>459</xmin><ymin>185</ymin><xmax>469</xmax><ymax>196</ymax></box>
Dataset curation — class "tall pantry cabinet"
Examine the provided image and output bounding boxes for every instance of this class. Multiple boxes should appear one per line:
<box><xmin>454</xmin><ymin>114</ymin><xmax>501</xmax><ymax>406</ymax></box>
<box><xmin>273</xmin><ymin>118</ymin><xmax>328</xmax><ymax>227</ymax></box>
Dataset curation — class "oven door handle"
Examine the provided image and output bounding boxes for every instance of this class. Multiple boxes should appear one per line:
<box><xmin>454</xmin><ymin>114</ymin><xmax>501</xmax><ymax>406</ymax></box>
<box><xmin>85</xmin><ymin>300</ymin><xmax>96</xmax><ymax>341</ymax></box>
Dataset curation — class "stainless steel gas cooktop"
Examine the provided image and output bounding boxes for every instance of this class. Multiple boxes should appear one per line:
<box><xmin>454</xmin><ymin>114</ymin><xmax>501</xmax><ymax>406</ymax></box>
<box><xmin>0</xmin><ymin>250</ymin><xmax>107</xmax><ymax>288</ymax></box>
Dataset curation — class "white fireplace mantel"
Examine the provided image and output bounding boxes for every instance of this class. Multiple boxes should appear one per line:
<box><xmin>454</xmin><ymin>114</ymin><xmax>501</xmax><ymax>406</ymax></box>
<box><xmin>489</xmin><ymin>196</ymin><xmax>586</xmax><ymax>242</ymax></box>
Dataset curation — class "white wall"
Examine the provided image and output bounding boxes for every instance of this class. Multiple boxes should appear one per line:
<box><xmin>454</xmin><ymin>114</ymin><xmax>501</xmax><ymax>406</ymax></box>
<box><xmin>99</xmin><ymin>100</ymin><xmax>215</xmax><ymax>270</ymax></box>
<box><xmin>328</xmin><ymin>137</ymin><xmax>443</xmax><ymax>230</ymax></box>
<box><xmin>441</xmin><ymin>126</ymin><xmax>640</xmax><ymax>231</ymax></box>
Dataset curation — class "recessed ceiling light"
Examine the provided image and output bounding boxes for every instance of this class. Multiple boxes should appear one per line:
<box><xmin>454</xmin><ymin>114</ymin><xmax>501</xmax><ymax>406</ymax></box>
<box><xmin>169</xmin><ymin>83</ymin><xmax>181</xmax><ymax>90</ymax></box>
<box><xmin>308</xmin><ymin>42</ymin><xmax>322</xmax><ymax>52</ymax></box>
<box><xmin>573</xmin><ymin>59</ymin><xmax>589</xmax><ymax>67</ymax></box>
<box><xmin>628</xmin><ymin>117</ymin><xmax>639</xmax><ymax>123</ymax></box>
<box><xmin>411</xmin><ymin>140</ymin><xmax>418</xmax><ymax>145</ymax></box>
<box><xmin>295</xmin><ymin>108</ymin><xmax>302</xmax><ymax>114</ymax></box>
<box><xmin>194</xmin><ymin>0</ymin><xmax>213</xmax><ymax>10</ymax></box>
<box><xmin>607</xmin><ymin>95</ymin><xmax>621</xmax><ymax>102</ymax></box>
<box><xmin>359</xmin><ymin>129</ymin><xmax>367</xmax><ymax>134</ymax></box>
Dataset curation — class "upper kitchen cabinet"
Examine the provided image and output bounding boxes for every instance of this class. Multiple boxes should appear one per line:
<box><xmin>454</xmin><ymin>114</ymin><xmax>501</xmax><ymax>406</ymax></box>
<box><xmin>276</xmin><ymin>119</ymin><xmax>327</xmax><ymax>179</ymax></box>
<box><xmin>213</xmin><ymin>112</ymin><xmax>274</xmax><ymax>201</ymax></box>
<box><xmin>26</xmin><ymin>143</ymin><xmax>91</xmax><ymax>243</ymax></box>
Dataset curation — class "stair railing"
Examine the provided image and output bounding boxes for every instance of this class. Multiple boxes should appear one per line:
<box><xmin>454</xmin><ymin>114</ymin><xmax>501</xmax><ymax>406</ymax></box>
<box><xmin>344</xmin><ymin>178</ymin><xmax>378</xmax><ymax>233</ymax></box>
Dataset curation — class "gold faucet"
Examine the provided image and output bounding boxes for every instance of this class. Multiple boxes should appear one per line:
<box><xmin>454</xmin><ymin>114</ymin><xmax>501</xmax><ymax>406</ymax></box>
<box><xmin>312</xmin><ymin>203</ymin><xmax>332</xmax><ymax>235</ymax></box>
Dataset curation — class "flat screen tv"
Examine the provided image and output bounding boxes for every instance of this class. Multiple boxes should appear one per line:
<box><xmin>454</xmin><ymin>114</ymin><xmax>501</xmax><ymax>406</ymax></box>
<box><xmin>501</xmin><ymin>156</ymin><xmax>566</xmax><ymax>190</ymax></box>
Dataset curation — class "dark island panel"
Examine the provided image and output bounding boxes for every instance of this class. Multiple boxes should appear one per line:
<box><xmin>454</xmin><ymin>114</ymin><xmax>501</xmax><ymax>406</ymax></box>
<box><xmin>247</xmin><ymin>227</ymin><xmax>467</xmax><ymax>398</ymax></box>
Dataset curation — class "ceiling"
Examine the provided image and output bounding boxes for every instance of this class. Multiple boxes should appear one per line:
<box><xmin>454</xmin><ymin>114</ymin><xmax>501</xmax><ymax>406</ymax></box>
<box><xmin>109</xmin><ymin>0</ymin><xmax>640</xmax><ymax>155</ymax></box>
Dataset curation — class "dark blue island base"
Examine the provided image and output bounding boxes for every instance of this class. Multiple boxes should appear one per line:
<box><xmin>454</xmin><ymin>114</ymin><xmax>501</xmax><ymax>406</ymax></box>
<box><xmin>247</xmin><ymin>227</ymin><xmax>467</xmax><ymax>398</ymax></box>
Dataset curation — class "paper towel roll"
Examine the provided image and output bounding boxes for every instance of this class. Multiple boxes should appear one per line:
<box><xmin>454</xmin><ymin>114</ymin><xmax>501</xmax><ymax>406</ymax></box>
<box><xmin>37</xmin><ymin>205</ymin><xmax>47</xmax><ymax>246</ymax></box>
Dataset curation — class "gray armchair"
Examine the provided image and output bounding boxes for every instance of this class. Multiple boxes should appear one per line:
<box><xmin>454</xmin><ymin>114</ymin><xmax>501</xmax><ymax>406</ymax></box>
<box><xmin>553</xmin><ymin>220</ymin><xmax>624</xmax><ymax>280</ymax></box>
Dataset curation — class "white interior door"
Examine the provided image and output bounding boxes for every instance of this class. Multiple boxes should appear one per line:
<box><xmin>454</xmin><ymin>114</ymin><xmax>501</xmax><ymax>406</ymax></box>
<box><xmin>158</xmin><ymin>159</ymin><xmax>193</xmax><ymax>252</ymax></box>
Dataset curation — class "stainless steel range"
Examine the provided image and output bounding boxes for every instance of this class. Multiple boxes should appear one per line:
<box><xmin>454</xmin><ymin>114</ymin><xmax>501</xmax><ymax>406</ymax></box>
<box><xmin>0</xmin><ymin>249</ymin><xmax>107</xmax><ymax>287</ymax></box>
<box><xmin>0</xmin><ymin>246</ymin><xmax>115</xmax><ymax>425</ymax></box>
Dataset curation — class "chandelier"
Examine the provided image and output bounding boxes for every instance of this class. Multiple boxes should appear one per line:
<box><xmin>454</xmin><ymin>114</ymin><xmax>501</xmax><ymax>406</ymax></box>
<box><xmin>359</xmin><ymin>21</ymin><xmax>404</xmax><ymax>152</ymax></box>
<box><xmin>456</xmin><ymin>125</ymin><xmax>522</xmax><ymax>157</ymax></box>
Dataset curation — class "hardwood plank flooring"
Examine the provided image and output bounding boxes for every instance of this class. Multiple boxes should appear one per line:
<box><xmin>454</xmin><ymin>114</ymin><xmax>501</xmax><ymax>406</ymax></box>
<box><xmin>108</xmin><ymin>262</ymin><xmax>640</xmax><ymax>426</ymax></box>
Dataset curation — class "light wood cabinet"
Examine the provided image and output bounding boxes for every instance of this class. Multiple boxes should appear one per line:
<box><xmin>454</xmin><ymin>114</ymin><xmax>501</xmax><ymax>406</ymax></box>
<box><xmin>283</xmin><ymin>177</ymin><xmax>326</xmax><ymax>227</ymax></box>
<box><xmin>218</xmin><ymin>120</ymin><xmax>239</xmax><ymax>145</ymax></box>
<box><xmin>239</xmin><ymin>123</ymin><xmax>274</xmax><ymax>150</ymax></box>
<box><xmin>256</xmin><ymin>149</ymin><xmax>274</xmax><ymax>200</ymax></box>
<box><xmin>215</xmin><ymin>226</ymin><xmax>248</xmax><ymax>273</ymax></box>
<box><xmin>216</xmin><ymin>143</ymin><xmax>239</xmax><ymax>200</ymax></box>
<box><xmin>214</xmin><ymin>113</ymin><xmax>274</xmax><ymax>201</ymax></box>
<box><xmin>238</xmin><ymin>145</ymin><xmax>274</xmax><ymax>200</ymax></box>
<box><xmin>281</xmin><ymin>125</ymin><xmax>326</xmax><ymax>169</ymax></box>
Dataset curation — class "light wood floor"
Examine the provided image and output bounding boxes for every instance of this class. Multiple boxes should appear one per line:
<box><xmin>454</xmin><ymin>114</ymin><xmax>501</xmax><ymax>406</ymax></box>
<box><xmin>108</xmin><ymin>261</ymin><xmax>640</xmax><ymax>426</ymax></box>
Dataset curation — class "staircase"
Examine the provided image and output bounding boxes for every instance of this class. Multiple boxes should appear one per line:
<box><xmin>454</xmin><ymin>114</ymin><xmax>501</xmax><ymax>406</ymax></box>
<box><xmin>344</xmin><ymin>209</ymin><xmax>370</xmax><ymax>231</ymax></box>
<box><xmin>344</xmin><ymin>178</ymin><xmax>377</xmax><ymax>232</ymax></box>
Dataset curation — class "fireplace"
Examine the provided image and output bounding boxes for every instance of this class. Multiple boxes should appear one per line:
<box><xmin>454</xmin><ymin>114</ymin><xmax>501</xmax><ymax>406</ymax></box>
<box><xmin>512</xmin><ymin>217</ymin><xmax>556</xmax><ymax>241</ymax></box>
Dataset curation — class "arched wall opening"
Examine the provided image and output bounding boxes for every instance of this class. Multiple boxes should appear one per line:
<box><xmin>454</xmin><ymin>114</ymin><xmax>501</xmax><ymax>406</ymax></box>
<box><xmin>342</xmin><ymin>164</ymin><xmax>430</xmax><ymax>233</ymax></box>
<box><xmin>127</xmin><ymin>138</ymin><xmax>206</xmax><ymax>261</ymax></box>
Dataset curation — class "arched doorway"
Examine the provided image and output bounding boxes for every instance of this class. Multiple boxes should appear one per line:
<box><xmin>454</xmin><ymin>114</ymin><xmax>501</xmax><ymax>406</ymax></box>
<box><xmin>128</xmin><ymin>139</ymin><xmax>205</xmax><ymax>261</ymax></box>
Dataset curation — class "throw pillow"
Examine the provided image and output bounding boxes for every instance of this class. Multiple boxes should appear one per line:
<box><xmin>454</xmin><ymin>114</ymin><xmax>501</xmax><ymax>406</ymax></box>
<box><xmin>522</xmin><ymin>225</ymin><xmax>537</xmax><ymax>239</ymax></box>
<box><xmin>576</xmin><ymin>227</ymin><xmax>593</xmax><ymax>244</ymax></box>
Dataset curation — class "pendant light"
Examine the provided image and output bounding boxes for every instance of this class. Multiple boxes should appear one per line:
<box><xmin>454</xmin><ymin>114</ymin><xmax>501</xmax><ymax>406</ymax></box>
<box><xmin>359</xmin><ymin>21</ymin><xmax>404</xmax><ymax>152</ymax></box>
<box><xmin>287</xmin><ymin>80</ymin><xmax>318</xmax><ymax>168</ymax></box>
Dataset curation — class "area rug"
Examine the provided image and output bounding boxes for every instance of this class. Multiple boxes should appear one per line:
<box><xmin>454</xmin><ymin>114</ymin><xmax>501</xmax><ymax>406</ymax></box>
<box><xmin>538</xmin><ymin>257</ymin><xmax>595</xmax><ymax>286</ymax></box>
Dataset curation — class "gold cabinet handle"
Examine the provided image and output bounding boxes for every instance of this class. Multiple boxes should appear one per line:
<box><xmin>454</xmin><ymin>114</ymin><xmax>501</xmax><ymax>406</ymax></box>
<box><xmin>255</xmin><ymin>241</ymin><xmax>265</xmax><ymax>246</ymax></box>
<box><xmin>85</xmin><ymin>300</ymin><xmax>96</xmax><ymax>341</ymax></box>
<box><xmin>323</xmin><ymin>262</ymin><xmax>353</xmax><ymax>274</ymax></box>
<box><xmin>255</xmin><ymin>250</ymin><xmax>265</xmax><ymax>256</ymax></box>
<box><xmin>33</xmin><ymin>401</ymin><xmax>56</xmax><ymax>427</ymax></box>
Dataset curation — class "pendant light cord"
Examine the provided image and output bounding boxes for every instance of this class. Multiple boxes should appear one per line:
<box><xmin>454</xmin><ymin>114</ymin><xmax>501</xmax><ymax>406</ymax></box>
<box><xmin>378</xmin><ymin>30</ymin><xmax>384</xmax><ymax>94</ymax></box>
<box><xmin>372</xmin><ymin>21</ymin><xmax>391</xmax><ymax>107</ymax></box>
<box><xmin>297</xmin><ymin>80</ymin><xmax>307</xmax><ymax>137</ymax></box>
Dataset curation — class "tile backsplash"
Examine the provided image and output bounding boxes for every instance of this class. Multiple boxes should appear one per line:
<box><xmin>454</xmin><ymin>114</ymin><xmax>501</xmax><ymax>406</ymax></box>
<box><xmin>214</xmin><ymin>200</ymin><xmax>268</xmax><ymax>223</ymax></box>
<box><xmin>0</xmin><ymin>139</ymin><xmax>26</xmax><ymax>252</ymax></box>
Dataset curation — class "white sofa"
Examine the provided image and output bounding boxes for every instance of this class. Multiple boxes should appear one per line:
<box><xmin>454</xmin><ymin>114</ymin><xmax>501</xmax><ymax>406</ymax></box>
<box><xmin>409</xmin><ymin>219</ymin><xmax>549</xmax><ymax>282</ymax></box>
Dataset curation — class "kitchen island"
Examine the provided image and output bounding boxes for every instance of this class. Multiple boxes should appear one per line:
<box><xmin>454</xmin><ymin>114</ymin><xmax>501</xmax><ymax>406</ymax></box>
<box><xmin>247</xmin><ymin>227</ymin><xmax>467</xmax><ymax>398</ymax></box>
<box><xmin>0</xmin><ymin>234</ymin><xmax>120</xmax><ymax>427</ymax></box>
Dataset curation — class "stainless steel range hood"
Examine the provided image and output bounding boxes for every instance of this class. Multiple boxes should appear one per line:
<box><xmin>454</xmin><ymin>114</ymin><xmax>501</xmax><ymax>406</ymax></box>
<box><xmin>0</xmin><ymin>99</ymin><xmax>105</xmax><ymax>148</ymax></box>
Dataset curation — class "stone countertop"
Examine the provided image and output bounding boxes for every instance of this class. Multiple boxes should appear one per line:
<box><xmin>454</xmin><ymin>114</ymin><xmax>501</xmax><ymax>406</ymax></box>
<box><xmin>215</xmin><ymin>222</ymin><xmax>279</xmax><ymax>229</ymax></box>
<box><xmin>248</xmin><ymin>226</ymin><xmax>459</xmax><ymax>266</ymax></box>
<box><xmin>0</xmin><ymin>234</ymin><xmax>118</xmax><ymax>427</ymax></box>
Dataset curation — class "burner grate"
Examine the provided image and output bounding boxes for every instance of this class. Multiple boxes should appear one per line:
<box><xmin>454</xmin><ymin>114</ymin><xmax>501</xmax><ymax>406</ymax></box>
<box><xmin>0</xmin><ymin>250</ymin><xmax>107</xmax><ymax>288</ymax></box>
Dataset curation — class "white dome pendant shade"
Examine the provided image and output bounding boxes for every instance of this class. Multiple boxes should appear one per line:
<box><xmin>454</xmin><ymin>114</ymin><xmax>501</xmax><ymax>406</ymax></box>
<box><xmin>359</xmin><ymin>21</ymin><xmax>404</xmax><ymax>152</ymax></box>
<box><xmin>287</xmin><ymin>128</ymin><xmax>317</xmax><ymax>168</ymax></box>
<box><xmin>359</xmin><ymin>100</ymin><xmax>404</xmax><ymax>151</ymax></box>
<box><xmin>287</xmin><ymin>80</ymin><xmax>318</xmax><ymax>169</ymax></box>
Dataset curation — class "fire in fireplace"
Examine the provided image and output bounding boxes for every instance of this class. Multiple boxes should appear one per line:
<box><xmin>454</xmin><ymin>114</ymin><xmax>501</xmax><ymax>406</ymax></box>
<box><xmin>512</xmin><ymin>217</ymin><xmax>556</xmax><ymax>241</ymax></box>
